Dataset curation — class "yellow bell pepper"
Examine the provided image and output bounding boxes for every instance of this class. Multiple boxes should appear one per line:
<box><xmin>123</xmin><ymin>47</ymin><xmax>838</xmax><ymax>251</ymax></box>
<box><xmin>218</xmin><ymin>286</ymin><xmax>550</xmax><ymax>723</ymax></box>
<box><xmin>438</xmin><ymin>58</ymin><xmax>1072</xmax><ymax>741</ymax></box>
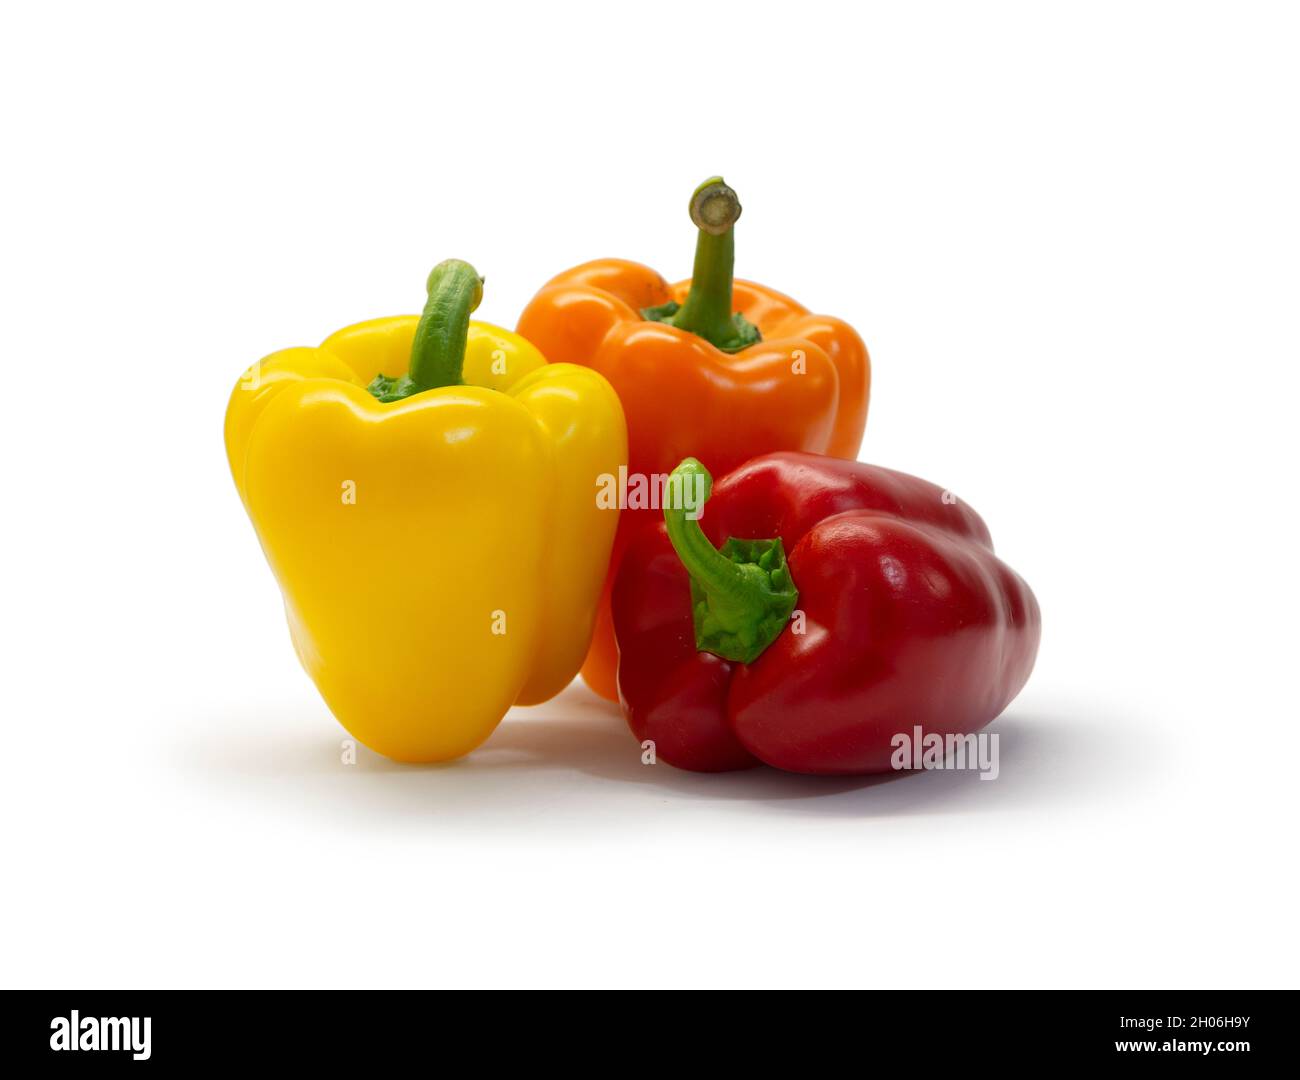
<box><xmin>224</xmin><ymin>260</ymin><xmax>627</xmax><ymax>762</ymax></box>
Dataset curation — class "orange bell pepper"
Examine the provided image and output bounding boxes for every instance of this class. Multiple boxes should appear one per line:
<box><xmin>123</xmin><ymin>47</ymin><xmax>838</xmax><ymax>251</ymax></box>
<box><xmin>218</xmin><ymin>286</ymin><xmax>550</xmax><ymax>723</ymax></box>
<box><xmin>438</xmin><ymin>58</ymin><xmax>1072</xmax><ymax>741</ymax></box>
<box><xmin>517</xmin><ymin>177</ymin><xmax>871</xmax><ymax>700</ymax></box>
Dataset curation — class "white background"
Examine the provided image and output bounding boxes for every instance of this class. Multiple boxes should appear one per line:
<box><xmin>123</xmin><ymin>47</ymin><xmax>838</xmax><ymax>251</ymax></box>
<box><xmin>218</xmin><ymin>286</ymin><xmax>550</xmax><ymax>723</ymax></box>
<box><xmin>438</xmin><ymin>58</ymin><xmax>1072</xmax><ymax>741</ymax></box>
<box><xmin>2</xmin><ymin>1</ymin><xmax>1296</xmax><ymax>989</ymax></box>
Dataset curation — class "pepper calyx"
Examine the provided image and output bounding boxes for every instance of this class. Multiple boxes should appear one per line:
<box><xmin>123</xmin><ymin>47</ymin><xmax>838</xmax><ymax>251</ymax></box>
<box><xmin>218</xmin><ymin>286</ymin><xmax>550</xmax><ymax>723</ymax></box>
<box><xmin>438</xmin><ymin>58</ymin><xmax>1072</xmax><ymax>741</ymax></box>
<box><xmin>663</xmin><ymin>457</ymin><xmax>798</xmax><ymax>665</ymax></box>
<box><xmin>366</xmin><ymin>373</ymin><xmax>413</xmax><ymax>402</ymax></box>
<box><xmin>641</xmin><ymin>301</ymin><xmax>761</xmax><ymax>353</ymax></box>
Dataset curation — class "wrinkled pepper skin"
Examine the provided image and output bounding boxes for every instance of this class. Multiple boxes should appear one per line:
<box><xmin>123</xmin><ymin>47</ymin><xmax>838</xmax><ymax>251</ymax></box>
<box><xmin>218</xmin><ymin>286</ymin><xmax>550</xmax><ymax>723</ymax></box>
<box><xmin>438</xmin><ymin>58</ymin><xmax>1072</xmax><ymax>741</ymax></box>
<box><xmin>225</xmin><ymin>265</ymin><xmax>626</xmax><ymax>763</ymax></box>
<box><xmin>518</xmin><ymin>181</ymin><xmax>870</xmax><ymax>701</ymax></box>
<box><xmin>613</xmin><ymin>453</ymin><xmax>1040</xmax><ymax>774</ymax></box>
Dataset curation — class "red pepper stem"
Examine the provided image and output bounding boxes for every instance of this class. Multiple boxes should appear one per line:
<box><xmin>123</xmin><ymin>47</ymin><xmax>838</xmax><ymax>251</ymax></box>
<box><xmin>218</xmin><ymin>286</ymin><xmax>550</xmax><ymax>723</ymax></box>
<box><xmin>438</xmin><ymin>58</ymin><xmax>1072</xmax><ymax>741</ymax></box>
<box><xmin>663</xmin><ymin>457</ymin><xmax>799</xmax><ymax>665</ymax></box>
<box><xmin>664</xmin><ymin>459</ymin><xmax>744</xmax><ymax>592</ymax></box>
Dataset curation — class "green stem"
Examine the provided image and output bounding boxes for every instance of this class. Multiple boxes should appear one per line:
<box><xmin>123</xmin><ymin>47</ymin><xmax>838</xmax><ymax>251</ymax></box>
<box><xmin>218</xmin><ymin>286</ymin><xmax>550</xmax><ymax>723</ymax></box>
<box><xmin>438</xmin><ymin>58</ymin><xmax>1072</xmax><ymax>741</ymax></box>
<box><xmin>663</xmin><ymin>458</ymin><xmax>798</xmax><ymax>664</ymax></box>
<box><xmin>663</xmin><ymin>458</ymin><xmax>745</xmax><ymax>594</ymax></box>
<box><xmin>641</xmin><ymin>178</ymin><xmax>761</xmax><ymax>353</ymax></box>
<box><xmin>672</xmin><ymin>179</ymin><xmax>741</xmax><ymax>344</ymax></box>
<box><xmin>368</xmin><ymin>259</ymin><xmax>483</xmax><ymax>402</ymax></box>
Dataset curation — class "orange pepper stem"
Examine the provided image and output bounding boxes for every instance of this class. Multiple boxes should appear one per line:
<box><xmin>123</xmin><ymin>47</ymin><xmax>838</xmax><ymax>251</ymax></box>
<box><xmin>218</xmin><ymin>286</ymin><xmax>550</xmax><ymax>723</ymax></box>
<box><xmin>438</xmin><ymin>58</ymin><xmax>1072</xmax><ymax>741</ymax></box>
<box><xmin>651</xmin><ymin>178</ymin><xmax>761</xmax><ymax>354</ymax></box>
<box><xmin>368</xmin><ymin>259</ymin><xmax>483</xmax><ymax>402</ymax></box>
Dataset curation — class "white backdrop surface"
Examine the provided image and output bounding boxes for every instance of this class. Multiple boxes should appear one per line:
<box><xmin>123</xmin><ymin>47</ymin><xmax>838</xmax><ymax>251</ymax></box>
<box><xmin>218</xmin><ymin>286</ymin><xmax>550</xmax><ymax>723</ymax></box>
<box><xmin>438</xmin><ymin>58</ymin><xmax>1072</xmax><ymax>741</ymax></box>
<box><xmin>1</xmin><ymin>1</ymin><xmax>1296</xmax><ymax>988</ymax></box>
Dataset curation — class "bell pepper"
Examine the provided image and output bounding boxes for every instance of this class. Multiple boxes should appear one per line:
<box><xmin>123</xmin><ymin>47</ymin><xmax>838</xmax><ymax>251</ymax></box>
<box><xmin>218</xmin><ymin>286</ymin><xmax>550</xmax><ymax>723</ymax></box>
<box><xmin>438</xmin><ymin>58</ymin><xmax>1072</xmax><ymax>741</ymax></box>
<box><xmin>224</xmin><ymin>260</ymin><xmax>627</xmax><ymax>762</ymax></box>
<box><xmin>613</xmin><ymin>454</ymin><xmax>1041</xmax><ymax>773</ymax></box>
<box><xmin>517</xmin><ymin>177</ymin><xmax>871</xmax><ymax>700</ymax></box>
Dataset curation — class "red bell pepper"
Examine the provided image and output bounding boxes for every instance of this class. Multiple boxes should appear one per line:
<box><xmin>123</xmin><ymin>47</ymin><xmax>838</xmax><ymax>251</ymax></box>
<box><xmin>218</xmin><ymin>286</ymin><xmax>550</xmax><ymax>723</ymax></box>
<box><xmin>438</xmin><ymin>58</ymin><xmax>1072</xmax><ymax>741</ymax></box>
<box><xmin>612</xmin><ymin>453</ymin><xmax>1041</xmax><ymax>774</ymax></box>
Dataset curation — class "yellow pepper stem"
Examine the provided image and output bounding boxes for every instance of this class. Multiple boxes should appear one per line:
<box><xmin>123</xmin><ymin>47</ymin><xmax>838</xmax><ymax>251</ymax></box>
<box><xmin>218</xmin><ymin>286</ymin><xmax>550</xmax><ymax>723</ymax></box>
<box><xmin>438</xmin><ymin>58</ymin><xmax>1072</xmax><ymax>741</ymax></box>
<box><xmin>368</xmin><ymin>259</ymin><xmax>484</xmax><ymax>402</ymax></box>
